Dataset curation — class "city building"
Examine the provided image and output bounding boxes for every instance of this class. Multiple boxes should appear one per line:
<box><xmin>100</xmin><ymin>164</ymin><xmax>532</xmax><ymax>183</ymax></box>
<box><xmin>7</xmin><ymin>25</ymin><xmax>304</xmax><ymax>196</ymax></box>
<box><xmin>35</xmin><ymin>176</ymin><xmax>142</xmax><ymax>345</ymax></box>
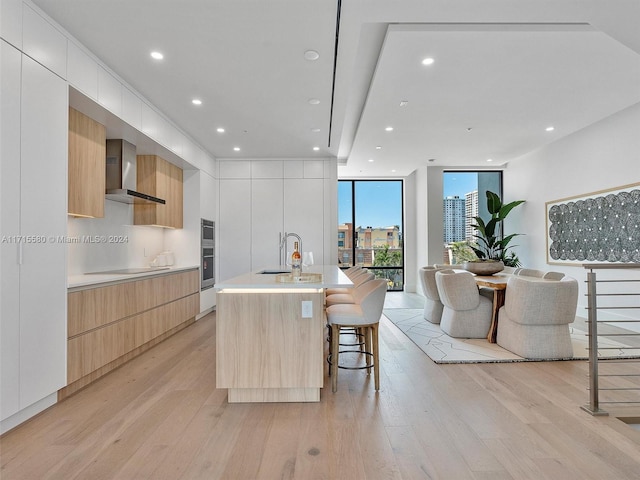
<box><xmin>465</xmin><ymin>190</ymin><xmax>479</xmax><ymax>242</ymax></box>
<box><xmin>443</xmin><ymin>195</ymin><xmax>466</xmax><ymax>243</ymax></box>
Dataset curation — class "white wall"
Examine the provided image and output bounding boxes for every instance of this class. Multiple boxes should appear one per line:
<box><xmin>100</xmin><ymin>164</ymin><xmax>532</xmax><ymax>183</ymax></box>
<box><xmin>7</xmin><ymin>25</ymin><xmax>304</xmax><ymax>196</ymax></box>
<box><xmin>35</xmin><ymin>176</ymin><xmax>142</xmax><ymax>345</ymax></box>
<box><xmin>504</xmin><ymin>102</ymin><xmax>640</xmax><ymax>316</ymax></box>
<box><xmin>412</xmin><ymin>165</ymin><xmax>447</xmax><ymax>269</ymax></box>
<box><xmin>403</xmin><ymin>173</ymin><xmax>418</xmax><ymax>292</ymax></box>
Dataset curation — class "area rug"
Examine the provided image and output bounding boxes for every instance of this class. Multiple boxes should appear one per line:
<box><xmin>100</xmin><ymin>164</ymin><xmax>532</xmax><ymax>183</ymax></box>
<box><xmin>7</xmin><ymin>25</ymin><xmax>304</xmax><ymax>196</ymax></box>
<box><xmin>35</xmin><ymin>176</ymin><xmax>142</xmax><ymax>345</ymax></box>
<box><xmin>383</xmin><ymin>308</ymin><xmax>640</xmax><ymax>364</ymax></box>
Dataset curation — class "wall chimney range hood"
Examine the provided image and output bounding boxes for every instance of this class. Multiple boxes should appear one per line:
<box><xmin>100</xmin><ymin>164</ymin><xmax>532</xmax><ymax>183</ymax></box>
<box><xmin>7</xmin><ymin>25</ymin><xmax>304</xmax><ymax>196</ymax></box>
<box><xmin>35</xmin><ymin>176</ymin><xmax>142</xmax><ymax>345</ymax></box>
<box><xmin>105</xmin><ymin>139</ymin><xmax>165</xmax><ymax>205</ymax></box>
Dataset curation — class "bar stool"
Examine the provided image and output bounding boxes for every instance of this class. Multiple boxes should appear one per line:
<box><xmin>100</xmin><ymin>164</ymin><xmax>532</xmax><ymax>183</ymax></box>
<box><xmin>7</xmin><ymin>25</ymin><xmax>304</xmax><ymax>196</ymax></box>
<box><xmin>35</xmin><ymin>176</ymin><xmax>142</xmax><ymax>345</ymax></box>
<box><xmin>326</xmin><ymin>279</ymin><xmax>387</xmax><ymax>392</ymax></box>
<box><xmin>325</xmin><ymin>271</ymin><xmax>375</xmax><ymax>358</ymax></box>
<box><xmin>325</xmin><ymin>269</ymin><xmax>371</xmax><ymax>296</ymax></box>
<box><xmin>343</xmin><ymin>265</ymin><xmax>362</xmax><ymax>278</ymax></box>
<box><xmin>325</xmin><ymin>271</ymin><xmax>374</xmax><ymax>306</ymax></box>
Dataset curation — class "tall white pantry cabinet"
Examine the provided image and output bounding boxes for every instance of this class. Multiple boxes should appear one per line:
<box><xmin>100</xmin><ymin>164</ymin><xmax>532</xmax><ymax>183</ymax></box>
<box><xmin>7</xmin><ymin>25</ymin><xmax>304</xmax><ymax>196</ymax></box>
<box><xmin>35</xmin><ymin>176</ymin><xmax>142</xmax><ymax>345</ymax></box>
<box><xmin>217</xmin><ymin>159</ymin><xmax>335</xmax><ymax>283</ymax></box>
<box><xmin>0</xmin><ymin>40</ymin><xmax>68</xmax><ymax>427</ymax></box>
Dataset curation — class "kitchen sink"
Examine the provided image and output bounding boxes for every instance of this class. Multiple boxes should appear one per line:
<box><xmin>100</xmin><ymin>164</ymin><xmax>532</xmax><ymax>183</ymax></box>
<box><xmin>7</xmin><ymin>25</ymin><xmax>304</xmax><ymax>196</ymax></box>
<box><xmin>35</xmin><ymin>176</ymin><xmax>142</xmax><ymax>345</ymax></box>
<box><xmin>259</xmin><ymin>269</ymin><xmax>291</xmax><ymax>274</ymax></box>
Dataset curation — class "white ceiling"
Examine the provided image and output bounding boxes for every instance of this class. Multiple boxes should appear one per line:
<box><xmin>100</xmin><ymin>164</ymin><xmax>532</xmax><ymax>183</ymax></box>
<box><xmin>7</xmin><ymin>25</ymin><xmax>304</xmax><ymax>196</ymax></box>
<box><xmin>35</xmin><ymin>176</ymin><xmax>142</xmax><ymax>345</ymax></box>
<box><xmin>30</xmin><ymin>0</ymin><xmax>640</xmax><ymax>178</ymax></box>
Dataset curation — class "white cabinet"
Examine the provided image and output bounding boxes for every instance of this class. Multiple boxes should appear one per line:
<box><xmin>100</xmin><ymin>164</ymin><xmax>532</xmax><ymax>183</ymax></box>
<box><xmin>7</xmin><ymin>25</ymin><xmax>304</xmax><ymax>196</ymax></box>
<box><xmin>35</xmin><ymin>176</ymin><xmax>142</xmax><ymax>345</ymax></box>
<box><xmin>140</xmin><ymin>102</ymin><xmax>161</xmax><ymax>141</ymax></box>
<box><xmin>219</xmin><ymin>179</ymin><xmax>251</xmax><ymax>281</ymax></box>
<box><xmin>0</xmin><ymin>0</ymin><xmax>23</xmax><ymax>49</ymax></box>
<box><xmin>121</xmin><ymin>87</ymin><xmax>142</xmax><ymax>130</ymax></box>
<box><xmin>251</xmin><ymin>179</ymin><xmax>283</xmax><ymax>270</ymax></box>
<box><xmin>284</xmin><ymin>179</ymin><xmax>325</xmax><ymax>265</ymax></box>
<box><xmin>199</xmin><ymin>171</ymin><xmax>217</xmax><ymax>312</ymax></box>
<box><xmin>67</xmin><ymin>41</ymin><xmax>98</xmax><ymax>100</ymax></box>
<box><xmin>1</xmin><ymin>48</ymin><xmax>68</xmax><ymax>424</ymax></box>
<box><xmin>22</xmin><ymin>4</ymin><xmax>67</xmax><ymax>78</ymax></box>
<box><xmin>217</xmin><ymin>160</ymin><xmax>332</xmax><ymax>279</ymax></box>
<box><xmin>97</xmin><ymin>66</ymin><xmax>122</xmax><ymax>116</ymax></box>
<box><xmin>1</xmin><ymin>40</ymin><xmax>22</xmax><ymax>421</ymax></box>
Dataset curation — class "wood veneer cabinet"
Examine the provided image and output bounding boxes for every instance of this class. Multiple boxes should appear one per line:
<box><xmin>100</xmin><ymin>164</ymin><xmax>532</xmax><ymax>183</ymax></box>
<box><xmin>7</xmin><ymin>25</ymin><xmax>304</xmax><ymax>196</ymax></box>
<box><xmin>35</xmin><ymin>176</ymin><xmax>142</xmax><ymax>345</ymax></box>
<box><xmin>216</xmin><ymin>289</ymin><xmax>325</xmax><ymax>402</ymax></box>
<box><xmin>65</xmin><ymin>269</ymin><xmax>199</xmax><ymax>393</ymax></box>
<box><xmin>68</xmin><ymin>107</ymin><xmax>106</xmax><ymax>218</ymax></box>
<box><xmin>133</xmin><ymin>155</ymin><xmax>183</xmax><ymax>228</ymax></box>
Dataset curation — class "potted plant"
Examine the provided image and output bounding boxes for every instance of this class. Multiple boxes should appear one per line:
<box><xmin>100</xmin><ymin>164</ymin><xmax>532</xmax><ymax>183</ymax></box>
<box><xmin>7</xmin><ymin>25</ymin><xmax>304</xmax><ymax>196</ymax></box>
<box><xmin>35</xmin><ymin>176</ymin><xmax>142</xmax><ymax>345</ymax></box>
<box><xmin>464</xmin><ymin>190</ymin><xmax>525</xmax><ymax>275</ymax></box>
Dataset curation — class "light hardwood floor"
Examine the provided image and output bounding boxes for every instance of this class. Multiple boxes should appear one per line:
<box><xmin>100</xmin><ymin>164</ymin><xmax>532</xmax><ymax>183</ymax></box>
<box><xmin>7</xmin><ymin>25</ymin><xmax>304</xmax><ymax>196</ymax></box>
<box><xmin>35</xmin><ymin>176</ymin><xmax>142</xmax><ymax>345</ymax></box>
<box><xmin>2</xmin><ymin>292</ymin><xmax>640</xmax><ymax>480</ymax></box>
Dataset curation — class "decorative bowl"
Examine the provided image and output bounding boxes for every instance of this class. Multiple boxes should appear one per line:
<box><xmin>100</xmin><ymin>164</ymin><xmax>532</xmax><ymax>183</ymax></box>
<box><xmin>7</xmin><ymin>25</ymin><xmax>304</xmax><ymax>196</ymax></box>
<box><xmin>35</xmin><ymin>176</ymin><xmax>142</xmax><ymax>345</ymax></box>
<box><xmin>462</xmin><ymin>260</ymin><xmax>504</xmax><ymax>276</ymax></box>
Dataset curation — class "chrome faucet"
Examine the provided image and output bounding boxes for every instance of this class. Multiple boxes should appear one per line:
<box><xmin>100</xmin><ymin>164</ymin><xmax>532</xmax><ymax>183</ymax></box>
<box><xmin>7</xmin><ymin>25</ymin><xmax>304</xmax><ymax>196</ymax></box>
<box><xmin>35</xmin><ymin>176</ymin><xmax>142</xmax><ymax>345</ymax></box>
<box><xmin>279</xmin><ymin>232</ymin><xmax>302</xmax><ymax>266</ymax></box>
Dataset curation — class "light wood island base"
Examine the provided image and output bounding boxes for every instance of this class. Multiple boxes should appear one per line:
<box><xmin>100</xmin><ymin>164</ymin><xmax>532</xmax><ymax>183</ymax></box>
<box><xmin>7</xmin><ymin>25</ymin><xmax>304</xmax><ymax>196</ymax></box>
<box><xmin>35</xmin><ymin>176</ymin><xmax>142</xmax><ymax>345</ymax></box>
<box><xmin>216</xmin><ymin>289</ymin><xmax>325</xmax><ymax>402</ymax></box>
<box><xmin>215</xmin><ymin>265</ymin><xmax>352</xmax><ymax>403</ymax></box>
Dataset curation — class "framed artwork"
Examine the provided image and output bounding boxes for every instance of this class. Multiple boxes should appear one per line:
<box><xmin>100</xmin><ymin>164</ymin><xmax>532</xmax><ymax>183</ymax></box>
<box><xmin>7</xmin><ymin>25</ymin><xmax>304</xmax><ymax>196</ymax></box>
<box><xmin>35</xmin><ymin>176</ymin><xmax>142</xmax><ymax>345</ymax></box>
<box><xmin>545</xmin><ymin>182</ymin><xmax>640</xmax><ymax>265</ymax></box>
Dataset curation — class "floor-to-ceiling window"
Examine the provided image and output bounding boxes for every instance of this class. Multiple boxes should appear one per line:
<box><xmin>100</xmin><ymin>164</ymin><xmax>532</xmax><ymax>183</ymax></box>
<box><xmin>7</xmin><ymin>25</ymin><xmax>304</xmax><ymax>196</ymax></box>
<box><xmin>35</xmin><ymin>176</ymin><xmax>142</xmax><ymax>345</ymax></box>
<box><xmin>338</xmin><ymin>180</ymin><xmax>404</xmax><ymax>291</ymax></box>
<box><xmin>442</xmin><ymin>171</ymin><xmax>502</xmax><ymax>264</ymax></box>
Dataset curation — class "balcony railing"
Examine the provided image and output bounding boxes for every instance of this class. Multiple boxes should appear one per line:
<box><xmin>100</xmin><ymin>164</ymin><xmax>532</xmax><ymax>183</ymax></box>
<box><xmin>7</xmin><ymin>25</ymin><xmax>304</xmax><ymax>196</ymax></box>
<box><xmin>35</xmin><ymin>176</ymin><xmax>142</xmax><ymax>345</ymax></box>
<box><xmin>581</xmin><ymin>263</ymin><xmax>640</xmax><ymax>417</ymax></box>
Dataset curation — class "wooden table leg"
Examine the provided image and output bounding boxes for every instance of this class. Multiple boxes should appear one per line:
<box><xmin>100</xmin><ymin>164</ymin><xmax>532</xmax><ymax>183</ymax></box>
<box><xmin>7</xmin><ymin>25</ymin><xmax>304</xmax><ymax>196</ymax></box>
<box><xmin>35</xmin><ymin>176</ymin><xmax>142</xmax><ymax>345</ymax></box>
<box><xmin>486</xmin><ymin>289</ymin><xmax>506</xmax><ymax>343</ymax></box>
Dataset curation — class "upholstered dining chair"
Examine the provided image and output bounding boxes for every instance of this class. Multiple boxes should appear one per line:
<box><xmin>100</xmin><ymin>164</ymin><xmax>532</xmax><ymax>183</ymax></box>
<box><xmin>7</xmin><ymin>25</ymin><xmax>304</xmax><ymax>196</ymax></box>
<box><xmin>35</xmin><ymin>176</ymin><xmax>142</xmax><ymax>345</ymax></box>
<box><xmin>418</xmin><ymin>266</ymin><xmax>444</xmax><ymax>324</ymax></box>
<box><xmin>326</xmin><ymin>279</ymin><xmax>388</xmax><ymax>392</ymax></box>
<box><xmin>435</xmin><ymin>269</ymin><xmax>493</xmax><ymax>338</ymax></box>
<box><xmin>542</xmin><ymin>271</ymin><xmax>565</xmax><ymax>280</ymax></box>
<box><xmin>496</xmin><ymin>275</ymin><xmax>578</xmax><ymax>359</ymax></box>
<box><xmin>515</xmin><ymin>268</ymin><xmax>545</xmax><ymax>278</ymax></box>
<box><xmin>433</xmin><ymin>264</ymin><xmax>463</xmax><ymax>269</ymax></box>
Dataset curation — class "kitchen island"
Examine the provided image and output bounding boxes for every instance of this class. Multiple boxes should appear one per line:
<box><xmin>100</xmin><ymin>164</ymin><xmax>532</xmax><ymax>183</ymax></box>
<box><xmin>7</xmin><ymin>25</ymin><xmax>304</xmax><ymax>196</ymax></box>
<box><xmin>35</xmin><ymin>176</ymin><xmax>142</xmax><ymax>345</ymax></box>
<box><xmin>215</xmin><ymin>265</ymin><xmax>352</xmax><ymax>403</ymax></box>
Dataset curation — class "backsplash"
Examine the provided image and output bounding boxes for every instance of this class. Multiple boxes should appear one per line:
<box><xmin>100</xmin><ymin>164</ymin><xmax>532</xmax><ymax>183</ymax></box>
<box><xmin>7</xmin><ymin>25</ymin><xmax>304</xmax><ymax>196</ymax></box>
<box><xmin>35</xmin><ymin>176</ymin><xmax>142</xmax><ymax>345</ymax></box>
<box><xmin>67</xmin><ymin>200</ymin><xmax>164</xmax><ymax>275</ymax></box>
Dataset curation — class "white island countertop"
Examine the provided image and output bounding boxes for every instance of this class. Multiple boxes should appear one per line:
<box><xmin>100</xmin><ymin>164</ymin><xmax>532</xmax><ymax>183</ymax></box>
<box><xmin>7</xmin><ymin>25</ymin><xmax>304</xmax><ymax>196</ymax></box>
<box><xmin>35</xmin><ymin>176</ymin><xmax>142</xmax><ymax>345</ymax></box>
<box><xmin>215</xmin><ymin>265</ymin><xmax>353</xmax><ymax>290</ymax></box>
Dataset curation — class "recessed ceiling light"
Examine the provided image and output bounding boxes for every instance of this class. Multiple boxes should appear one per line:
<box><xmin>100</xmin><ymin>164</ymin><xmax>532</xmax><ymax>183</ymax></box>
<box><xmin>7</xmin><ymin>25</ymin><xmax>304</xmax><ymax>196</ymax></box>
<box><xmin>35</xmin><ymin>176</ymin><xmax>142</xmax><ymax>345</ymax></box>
<box><xmin>391</xmin><ymin>169</ymin><xmax>397</xmax><ymax>173</ymax></box>
<box><xmin>422</xmin><ymin>57</ymin><xmax>435</xmax><ymax>65</ymax></box>
<box><xmin>150</xmin><ymin>51</ymin><xmax>164</xmax><ymax>60</ymax></box>
<box><xmin>308</xmin><ymin>98</ymin><xmax>320</xmax><ymax>105</ymax></box>
<box><xmin>428</xmin><ymin>158</ymin><xmax>436</xmax><ymax>162</ymax></box>
<box><xmin>192</xmin><ymin>99</ymin><xmax>202</xmax><ymax>105</ymax></box>
<box><xmin>399</xmin><ymin>100</ymin><xmax>408</xmax><ymax>107</ymax></box>
<box><xmin>375</xmin><ymin>146</ymin><xmax>382</xmax><ymax>150</ymax></box>
<box><xmin>368</xmin><ymin>159</ymin><xmax>374</xmax><ymax>163</ymax></box>
<box><xmin>546</xmin><ymin>126</ymin><xmax>555</xmax><ymax>132</ymax></box>
<box><xmin>311</xmin><ymin>128</ymin><xmax>321</xmax><ymax>133</ymax></box>
<box><xmin>216</xmin><ymin>127</ymin><xmax>225</xmax><ymax>133</ymax></box>
<box><xmin>233</xmin><ymin>147</ymin><xmax>240</xmax><ymax>152</ymax></box>
<box><xmin>313</xmin><ymin>146</ymin><xmax>320</xmax><ymax>151</ymax></box>
<box><xmin>487</xmin><ymin>158</ymin><xmax>493</xmax><ymax>162</ymax></box>
<box><xmin>385</xmin><ymin>126</ymin><xmax>394</xmax><ymax>132</ymax></box>
<box><xmin>304</xmin><ymin>50</ymin><xmax>320</xmax><ymax>61</ymax></box>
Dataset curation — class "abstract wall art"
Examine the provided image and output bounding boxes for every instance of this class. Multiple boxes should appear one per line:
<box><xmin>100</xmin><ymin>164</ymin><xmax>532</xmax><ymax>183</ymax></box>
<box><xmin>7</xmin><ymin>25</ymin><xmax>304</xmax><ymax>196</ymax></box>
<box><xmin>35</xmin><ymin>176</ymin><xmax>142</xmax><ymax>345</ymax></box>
<box><xmin>546</xmin><ymin>182</ymin><xmax>640</xmax><ymax>264</ymax></box>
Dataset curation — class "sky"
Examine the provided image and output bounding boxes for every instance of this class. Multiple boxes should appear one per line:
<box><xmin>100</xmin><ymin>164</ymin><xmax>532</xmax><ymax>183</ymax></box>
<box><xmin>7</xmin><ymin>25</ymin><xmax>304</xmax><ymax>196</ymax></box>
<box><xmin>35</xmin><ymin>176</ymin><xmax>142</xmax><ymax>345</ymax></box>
<box><xmin>443</xmin><ymin>172</ymin><xmax>478</xmax><ymax>198</ymax></box>
<box><xmin>338</xmin><ymin>175</ymin><xmax>479</xmax><ymax>230</ymax></box>
<box><xmin>338</xmin><ymin>181</ymin><xmax>402</xmax><ymax>229</ymax></box>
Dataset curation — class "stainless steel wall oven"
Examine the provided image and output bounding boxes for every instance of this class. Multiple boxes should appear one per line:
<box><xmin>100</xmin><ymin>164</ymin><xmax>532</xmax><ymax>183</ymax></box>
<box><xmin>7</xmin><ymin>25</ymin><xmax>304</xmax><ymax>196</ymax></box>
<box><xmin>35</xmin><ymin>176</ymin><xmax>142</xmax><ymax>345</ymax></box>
<box><xmin>201</xmin><ymin>219</ymin><xmax>215</xmax><ymax>290</ymax></box>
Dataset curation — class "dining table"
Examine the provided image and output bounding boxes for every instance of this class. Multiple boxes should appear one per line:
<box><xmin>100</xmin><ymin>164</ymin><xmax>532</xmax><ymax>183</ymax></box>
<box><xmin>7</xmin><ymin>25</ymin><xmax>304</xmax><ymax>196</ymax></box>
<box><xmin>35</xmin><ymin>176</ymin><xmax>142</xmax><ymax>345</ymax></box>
<box><xmin>474</xmin><ymin>273</ymin><xmax>510</xmax><ymax>343</ymax></box>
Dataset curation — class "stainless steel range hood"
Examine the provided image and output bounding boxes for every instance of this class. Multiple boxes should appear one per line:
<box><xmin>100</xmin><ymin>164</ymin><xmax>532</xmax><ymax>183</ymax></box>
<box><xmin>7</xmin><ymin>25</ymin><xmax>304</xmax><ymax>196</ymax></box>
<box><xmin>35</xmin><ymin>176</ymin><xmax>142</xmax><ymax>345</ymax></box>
<box><xmin>105</xmin><ymin>139</ymin><xmax>166</xmax><ymax>205</ymax></box>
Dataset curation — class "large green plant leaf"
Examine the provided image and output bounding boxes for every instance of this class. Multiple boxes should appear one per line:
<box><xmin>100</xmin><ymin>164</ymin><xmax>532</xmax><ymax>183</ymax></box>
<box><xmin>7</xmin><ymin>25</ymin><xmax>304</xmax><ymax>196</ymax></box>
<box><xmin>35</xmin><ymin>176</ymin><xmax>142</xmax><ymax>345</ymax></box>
<box><xmin>470</xmin><ymin>216</ymin><xmax>487</xmax><ymax>236</ymax></box>
<box><xmin>472</xmin><ymin>190</ymin><xmax>525</xmax><ymax>261</ymax></box>
<box><xmin>498</xmin><ymin>200</ymin><xmax>526</xmax><ymax>220</ymax></box>
<box><xmin>486</xmin><ymin>191</ymin><xmax>502</xmax><ymax>214</ymax></box>
<box><xmin>495</xmin><ymin>233</ymin><xmax>521</xmax><ymax>249</ymax></box>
